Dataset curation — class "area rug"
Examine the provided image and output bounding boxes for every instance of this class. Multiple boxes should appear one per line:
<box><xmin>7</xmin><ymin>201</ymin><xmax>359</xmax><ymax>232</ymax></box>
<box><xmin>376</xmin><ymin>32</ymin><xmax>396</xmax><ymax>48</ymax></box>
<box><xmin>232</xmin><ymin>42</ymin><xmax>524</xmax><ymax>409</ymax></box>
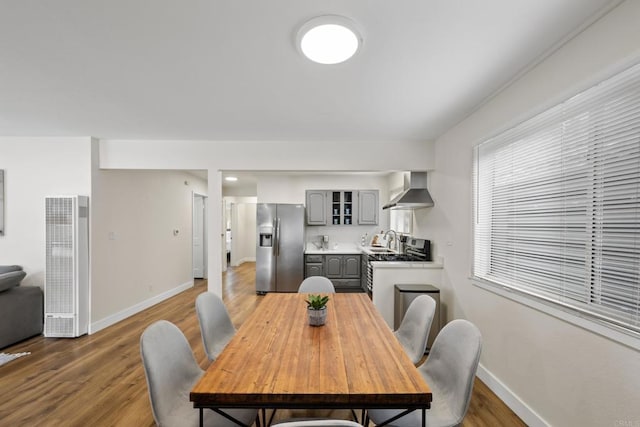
<box><xmin>0</xmin><ymin>352</ymin><xmax>30</xmax><ymax>367</ymax></box>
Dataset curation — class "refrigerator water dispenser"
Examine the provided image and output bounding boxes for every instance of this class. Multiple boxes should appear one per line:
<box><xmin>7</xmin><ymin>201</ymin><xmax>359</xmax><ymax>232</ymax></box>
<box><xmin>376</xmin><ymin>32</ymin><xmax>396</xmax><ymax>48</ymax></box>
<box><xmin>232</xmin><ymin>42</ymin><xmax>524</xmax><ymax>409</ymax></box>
<box><xmin>259</xmin><ymin>226</ymin><xmax>273</xmax><ymax>247</ymax></box>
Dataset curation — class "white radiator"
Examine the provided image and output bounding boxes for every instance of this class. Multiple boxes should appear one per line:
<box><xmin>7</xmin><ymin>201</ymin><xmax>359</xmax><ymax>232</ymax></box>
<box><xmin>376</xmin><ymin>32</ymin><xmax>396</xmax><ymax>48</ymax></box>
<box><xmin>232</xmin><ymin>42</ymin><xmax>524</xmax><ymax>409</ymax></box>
<box><xmin>44</xmin><ymin>196</ymin><xmax>89</xmax><ymax>338</ymax></box>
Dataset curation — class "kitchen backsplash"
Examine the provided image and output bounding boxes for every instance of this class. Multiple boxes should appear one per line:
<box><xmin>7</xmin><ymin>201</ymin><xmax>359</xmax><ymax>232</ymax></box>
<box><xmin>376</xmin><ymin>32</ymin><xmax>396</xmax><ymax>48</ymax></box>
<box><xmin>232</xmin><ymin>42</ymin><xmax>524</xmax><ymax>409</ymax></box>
<box><xmin>305</xmin><ymin>225</ymin><xmax>393</xmax><ymax>248</ymax></box>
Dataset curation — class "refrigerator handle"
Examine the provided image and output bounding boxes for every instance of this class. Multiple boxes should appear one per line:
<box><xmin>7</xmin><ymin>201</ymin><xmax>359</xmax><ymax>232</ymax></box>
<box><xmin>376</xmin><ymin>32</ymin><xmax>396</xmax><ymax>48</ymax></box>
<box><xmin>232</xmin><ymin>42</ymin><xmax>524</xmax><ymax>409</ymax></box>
<box><xmin>272</xmin><ymin>218</ymin><xmax>278</xmax><ymax>256</ymax></box>
<box><xmin>276</xmin><ymin>217</ymin><xmax>281</xmax><ymax>256</ymax></box>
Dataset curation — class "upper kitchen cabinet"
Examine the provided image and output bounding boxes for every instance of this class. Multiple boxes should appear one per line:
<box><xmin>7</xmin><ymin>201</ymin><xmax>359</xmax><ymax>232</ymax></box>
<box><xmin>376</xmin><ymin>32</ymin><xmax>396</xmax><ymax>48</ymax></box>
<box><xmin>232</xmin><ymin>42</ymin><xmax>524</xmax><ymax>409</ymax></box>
<box><xmin>306</xmin><ymin>189</ymin><xmax>378</xmax><ymax>226</ymax></box>
<box><xmin>306</xmin><ymin>190</ymin><xmax>328</xmax><ymax>225</ymax></box>
<box><xmin>357</xmin><ymin>190</ymin><xmax>379</xmax><ymax>225</ymax></box>
<box><xmin>330</xmin><ymin>191</ymin><xmax>356</xmax><ymax>225</ymax></box>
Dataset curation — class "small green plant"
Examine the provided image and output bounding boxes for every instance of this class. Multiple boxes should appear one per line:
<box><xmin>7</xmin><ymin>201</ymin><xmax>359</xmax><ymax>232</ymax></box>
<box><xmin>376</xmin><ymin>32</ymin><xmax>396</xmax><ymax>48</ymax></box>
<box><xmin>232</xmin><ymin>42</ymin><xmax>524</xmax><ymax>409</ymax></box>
<box><xmin>305</xmin><ymin>294</ymin><xmax>329</xmax><ymax>310</ymax></box>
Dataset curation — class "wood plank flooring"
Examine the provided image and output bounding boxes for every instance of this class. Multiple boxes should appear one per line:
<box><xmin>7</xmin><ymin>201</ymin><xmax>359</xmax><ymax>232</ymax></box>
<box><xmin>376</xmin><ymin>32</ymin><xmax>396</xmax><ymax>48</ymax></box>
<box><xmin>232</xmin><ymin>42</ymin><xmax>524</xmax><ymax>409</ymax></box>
<box><xmin>0</xmin><ymin>262</ymin><xmax>526</xmax><ymax>426</ymax></box>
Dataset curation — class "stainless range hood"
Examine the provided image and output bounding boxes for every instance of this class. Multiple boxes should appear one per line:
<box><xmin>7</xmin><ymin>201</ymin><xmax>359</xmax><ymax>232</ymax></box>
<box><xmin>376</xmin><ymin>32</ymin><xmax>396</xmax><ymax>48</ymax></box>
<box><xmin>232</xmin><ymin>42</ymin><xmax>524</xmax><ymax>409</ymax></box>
<box><xmin>382</xmin><ymin>172</ymin><xmax>434</xmax><ymax>210</ymax></box>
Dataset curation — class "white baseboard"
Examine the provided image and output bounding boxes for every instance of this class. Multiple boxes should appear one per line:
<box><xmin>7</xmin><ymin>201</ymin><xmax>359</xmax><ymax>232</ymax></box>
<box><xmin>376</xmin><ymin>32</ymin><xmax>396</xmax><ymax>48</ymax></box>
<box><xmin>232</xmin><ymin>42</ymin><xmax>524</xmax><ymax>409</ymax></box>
<box><xmin>476</xmin><ymin>364</ymin><xmax>549</xmax><ymax>427</ymax></box>
<box><xmin>89</xmin><ymin>280</ymin><xmax>194</xmax><ymax>334</ymax></box>
<box><xmin>231</xmin><ymin>257</ymin><xmax>256</xmax><ymax>267</ymax></box>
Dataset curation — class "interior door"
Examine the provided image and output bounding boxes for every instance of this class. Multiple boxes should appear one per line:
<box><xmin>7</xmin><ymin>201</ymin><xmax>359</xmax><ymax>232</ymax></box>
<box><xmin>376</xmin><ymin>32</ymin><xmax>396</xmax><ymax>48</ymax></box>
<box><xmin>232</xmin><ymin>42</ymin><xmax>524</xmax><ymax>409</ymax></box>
<box><xmin>192</xmin><ymin>194</ymin><xmax>206</xmax><ymax>279</ymax></box>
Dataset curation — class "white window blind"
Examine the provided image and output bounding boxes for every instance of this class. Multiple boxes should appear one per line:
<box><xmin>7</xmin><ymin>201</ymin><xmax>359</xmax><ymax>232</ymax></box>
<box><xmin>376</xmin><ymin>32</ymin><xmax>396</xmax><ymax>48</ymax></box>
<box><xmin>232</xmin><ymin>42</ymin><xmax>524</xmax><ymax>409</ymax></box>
<box><xmin>473</xmin><ymin>61</ymin><xmax>640</xmax><ymax>335</ymax></box>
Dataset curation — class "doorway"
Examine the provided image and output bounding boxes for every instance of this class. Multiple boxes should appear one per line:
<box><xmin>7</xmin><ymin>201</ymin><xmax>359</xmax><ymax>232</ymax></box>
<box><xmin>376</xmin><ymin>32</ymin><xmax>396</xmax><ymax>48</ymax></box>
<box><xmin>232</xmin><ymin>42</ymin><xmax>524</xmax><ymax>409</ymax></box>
<box><xmin>223</xmin><ymin>197</ymin><xmax>257</xmax><ymax>268</ymax></box>
<box><xmin>192</xmin><ymin>192</ymin><xmax>208</xmax><ymax>279</ymax></box>
<box><xmin>226</xmin><ymin>201</ymin><xmax>233</xmax><ymax>266</ymax></box>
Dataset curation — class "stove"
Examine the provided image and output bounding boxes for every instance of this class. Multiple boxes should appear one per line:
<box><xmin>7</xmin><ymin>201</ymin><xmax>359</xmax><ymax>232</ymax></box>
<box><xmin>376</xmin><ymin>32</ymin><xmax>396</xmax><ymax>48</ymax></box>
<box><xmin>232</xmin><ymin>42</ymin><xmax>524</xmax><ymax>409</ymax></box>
<box><xmin>366</xmin><ymin>238</ymin><xmax>431</xmax><ymax>293</ymax></box>
<box><xmin>369</xmin><ymin>253</ymin><xmax>422</xmax><ymax>262</ymax></box>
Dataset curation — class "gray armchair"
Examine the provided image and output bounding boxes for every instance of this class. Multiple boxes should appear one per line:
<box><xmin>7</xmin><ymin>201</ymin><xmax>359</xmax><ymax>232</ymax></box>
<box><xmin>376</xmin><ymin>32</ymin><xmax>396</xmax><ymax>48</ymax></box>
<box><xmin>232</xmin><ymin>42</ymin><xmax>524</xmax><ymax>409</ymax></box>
<box><xmin>195</xmin><ymin>291</ymin><xmax>236</xmax><ymax>361</ymax></box>
<box><xmin>367</xmin><ymin>319</ymin><xmax>482</xmax><ymax>427</ymax></box>
<box><xmin>298</xmin><ymin>276</ymin><xmax>336</xmax><ymax>293</ymax></box>
<box><xmin>140</xmin><ymin>320</ymin><xmax>258</xmax><ymax>427</ymax></box>
<box><xmin>394</xmin><ymin>295</ymin><xmax>436</xmax><ymax>365</ymax></box>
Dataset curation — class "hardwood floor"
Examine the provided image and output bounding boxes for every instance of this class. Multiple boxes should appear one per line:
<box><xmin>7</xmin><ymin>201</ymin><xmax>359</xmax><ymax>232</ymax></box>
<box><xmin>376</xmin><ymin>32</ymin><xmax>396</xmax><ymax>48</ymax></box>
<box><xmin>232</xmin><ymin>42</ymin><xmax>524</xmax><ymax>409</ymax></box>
<box><xmin>0</xmin><ymin>263</ymin><xmax>526</xmax><ymax>427</ymax></box>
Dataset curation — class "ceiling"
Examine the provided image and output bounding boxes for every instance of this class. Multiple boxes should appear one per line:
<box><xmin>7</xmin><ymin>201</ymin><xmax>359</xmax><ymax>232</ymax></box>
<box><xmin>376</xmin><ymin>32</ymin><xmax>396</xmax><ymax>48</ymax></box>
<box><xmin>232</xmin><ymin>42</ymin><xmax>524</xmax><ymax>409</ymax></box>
<box><xmin>0</xmin><ymin>0</ymin><xmax>619</xmax><ymax>142</ymax></box>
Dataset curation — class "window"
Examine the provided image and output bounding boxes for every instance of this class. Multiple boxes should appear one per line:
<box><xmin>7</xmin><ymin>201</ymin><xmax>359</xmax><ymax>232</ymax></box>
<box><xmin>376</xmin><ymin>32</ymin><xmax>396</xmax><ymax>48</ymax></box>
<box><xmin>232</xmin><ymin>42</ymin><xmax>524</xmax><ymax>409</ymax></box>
<box><xmin>473</xmin><ymin>61</ymin><xmax>640</xmax><ymax>337</ymax></box>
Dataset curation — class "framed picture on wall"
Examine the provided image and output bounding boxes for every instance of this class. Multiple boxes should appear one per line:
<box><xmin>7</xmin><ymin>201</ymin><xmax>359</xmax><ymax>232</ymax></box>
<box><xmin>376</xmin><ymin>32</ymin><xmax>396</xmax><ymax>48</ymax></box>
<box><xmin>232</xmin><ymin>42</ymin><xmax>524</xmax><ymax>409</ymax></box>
<box><xmin>0</xmin><ymin>169</ymin><xmax>4</xmax><ymax>235</ymax></box>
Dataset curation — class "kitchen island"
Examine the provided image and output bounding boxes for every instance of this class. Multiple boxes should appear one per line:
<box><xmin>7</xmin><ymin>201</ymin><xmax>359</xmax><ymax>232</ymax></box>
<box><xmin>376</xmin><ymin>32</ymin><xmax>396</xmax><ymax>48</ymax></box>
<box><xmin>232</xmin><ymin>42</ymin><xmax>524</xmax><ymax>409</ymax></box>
<box><xmin>371</xmin><ymin>259</ymin><xmax>444</xmax><ymax>327</ymax></box>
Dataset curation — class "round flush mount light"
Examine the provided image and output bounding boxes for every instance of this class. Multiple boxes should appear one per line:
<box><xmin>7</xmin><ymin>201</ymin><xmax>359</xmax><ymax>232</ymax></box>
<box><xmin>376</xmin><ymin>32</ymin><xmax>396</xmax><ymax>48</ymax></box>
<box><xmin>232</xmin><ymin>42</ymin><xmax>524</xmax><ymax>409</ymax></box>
<box><xmin>297</xmin><ymin>15</ymin><xmax>362</xmax><ymax>64</ymax></box>
<box><xmin>224</xmin><ymin>176</ymin><xmax>238</xmax><ymax>182</ymax></box>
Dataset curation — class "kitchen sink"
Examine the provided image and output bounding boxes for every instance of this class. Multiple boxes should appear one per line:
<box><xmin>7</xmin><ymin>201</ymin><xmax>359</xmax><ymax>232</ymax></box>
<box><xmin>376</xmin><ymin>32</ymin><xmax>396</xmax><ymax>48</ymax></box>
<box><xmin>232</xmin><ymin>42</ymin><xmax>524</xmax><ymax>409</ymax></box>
<box><xmin>368</xmin><ymin>247</ymin><xmax>394</xmax><ymax>253</ymax></box>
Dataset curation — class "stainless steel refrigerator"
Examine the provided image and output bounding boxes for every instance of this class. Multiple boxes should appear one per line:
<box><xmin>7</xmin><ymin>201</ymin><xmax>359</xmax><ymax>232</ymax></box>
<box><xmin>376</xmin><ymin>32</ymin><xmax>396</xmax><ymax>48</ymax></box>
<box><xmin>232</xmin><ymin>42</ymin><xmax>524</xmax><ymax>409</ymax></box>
<box><xmin>256</xmin><ymin>203</ymin><xmax>305</xmax><ymax>293</ymax></box>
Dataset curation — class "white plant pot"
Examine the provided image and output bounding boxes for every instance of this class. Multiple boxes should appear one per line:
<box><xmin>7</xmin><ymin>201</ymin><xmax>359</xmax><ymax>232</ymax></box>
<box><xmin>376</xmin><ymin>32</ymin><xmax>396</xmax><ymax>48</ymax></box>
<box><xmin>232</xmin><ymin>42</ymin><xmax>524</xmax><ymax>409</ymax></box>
<box><xmin>308</xmin><ymin>307</ymin><xmax>327</xmax><ymax>326</ymax></box>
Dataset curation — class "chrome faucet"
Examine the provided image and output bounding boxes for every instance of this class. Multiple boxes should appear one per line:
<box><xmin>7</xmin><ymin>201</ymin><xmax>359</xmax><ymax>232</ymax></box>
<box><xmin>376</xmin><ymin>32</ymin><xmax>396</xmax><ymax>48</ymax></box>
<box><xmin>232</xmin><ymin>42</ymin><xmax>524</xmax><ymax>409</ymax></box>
<box><xmin>384</xmin><ymin>230</ymin><xmax>398</xmax><ymax>251</ymax></box>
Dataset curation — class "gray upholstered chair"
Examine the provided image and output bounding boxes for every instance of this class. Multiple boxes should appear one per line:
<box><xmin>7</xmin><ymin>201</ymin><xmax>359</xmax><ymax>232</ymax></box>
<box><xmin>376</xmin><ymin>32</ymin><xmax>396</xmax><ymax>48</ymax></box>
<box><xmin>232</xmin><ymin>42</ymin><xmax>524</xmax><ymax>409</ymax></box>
<box><xmin>394</xmin><ymin>295</ymin><xmax>437</xmax><ymax>365</ymax></box>
<box><xmin>367</xmin><ymin>319</ymin><xmax>482</xmax><ymax>427</ymax></box>
<box><xmin>272</xmin><ymin>421</ymin><xmax>363</xmax><ymax>426</ymax></box>
<box><xmin>195</xmin><ymin>291</ymin><xmax>236</xmax><ymax>361</ymax></box>
<box><xmin>298</xmin><ymin>276</ymin><xmax>336</xmax><ymax>293</ymax></box>
<box><xmin>140</xmin><ymin>320</ymin><xmax>257</xmax><ymax>427</ymax></box>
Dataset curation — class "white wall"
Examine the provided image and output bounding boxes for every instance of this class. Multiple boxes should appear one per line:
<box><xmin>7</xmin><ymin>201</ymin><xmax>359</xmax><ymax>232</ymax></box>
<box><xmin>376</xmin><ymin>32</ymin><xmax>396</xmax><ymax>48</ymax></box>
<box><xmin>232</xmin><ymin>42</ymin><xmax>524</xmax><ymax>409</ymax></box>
<box><xmin>0</xmin><ymin>137</ymin><xmax>92</xmax><ymax>287</ymax></box>
<box><xmin>0</xmin><ymin>139</ymin><xmax>209</xmax><ymax>331</ymax></box>
<box><xmin>230</xmin><ymin>202</ymin><xmax>257</xmax><ymax>266</ymax></box>
<box><xmin>90</xmin><ymin>169</ymin><xmax>207</xmax><ymax>329</ymax></box>
<box><xmin>224</xmin><ymin>196</ymin><xmax>258</xmax><ymax>267</ymax></box>
<box><xmin>99</xmin><ymin>140</ymin><xmax>433</xmax><ymax>296</ymax></box>
<box><xmin>413</xmin><ymin>2</ymin><xmax>640</xmax><ymax>426</ymax></box>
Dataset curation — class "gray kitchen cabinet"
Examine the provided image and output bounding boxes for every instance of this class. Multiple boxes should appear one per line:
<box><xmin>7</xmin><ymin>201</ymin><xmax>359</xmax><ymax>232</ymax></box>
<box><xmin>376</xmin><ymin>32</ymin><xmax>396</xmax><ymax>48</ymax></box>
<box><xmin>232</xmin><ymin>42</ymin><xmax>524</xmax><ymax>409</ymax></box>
<box><xmin>305</xmin><ymin>253</ymin><xmax>362</xmax><ymax>291</ymax></box>
<box><xmin>329</xmin><ymin>191</ymin><xmax>357</xmax><ymax>225</ymax></box>
<box><xmin>305</xmin><ymin>263</ymin><xmax>324</xmax><ymax>277</ymax></box>
<box><xmin>307</xmin><ymin>189</ymin><xmax>378</xmax><ymax>226</ymax></box>
<box><xmin>325</xmin><ymin>254</ymin><xmax>360</xmax><ymax>278</ymax></box>
<box><xmin>343</xmin><ymin>255</ymin><xmax>360</xmax><ymax>278</ymax></box>
<box><xmin>305</xmin><ymin>254</ymin><xmax>324</xmax><ymax>277</ymax></box>
<box><xmin>357</xmin><ymin>190</ymin><xmax>379</xmax><ymax>225</ymax></box>
<box><xmin>325</xmin><ymin>255</ymin><xmax>343</xmax><ymax>278</ymax></box>
<box><xmin>306</xmin><ymin>190</ymin><xmax>328</xmax><ymax>225</ymax></box>
<box><xmin>332</xmin><ymin>279</ymin><xmax>362</xmax><ymax>290</ymax></box>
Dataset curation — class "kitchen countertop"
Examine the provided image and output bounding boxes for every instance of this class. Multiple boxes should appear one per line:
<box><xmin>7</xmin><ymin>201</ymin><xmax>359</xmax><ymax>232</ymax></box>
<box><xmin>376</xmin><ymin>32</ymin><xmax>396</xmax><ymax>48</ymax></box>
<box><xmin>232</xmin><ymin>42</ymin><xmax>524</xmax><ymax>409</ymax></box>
<box><xmin>305</xmin><ymin>243</ymin><xmax>399</xmax><ymax>255</ymax></box>
<box><xmin>304</xmin><ymin>243</ymin><xmax>443</xmax><ymax>269</ymax></box>
<box><xmin>370</xmin><ymin>258</ymin><xmax>444</xmax><ymax>268</ymax></box>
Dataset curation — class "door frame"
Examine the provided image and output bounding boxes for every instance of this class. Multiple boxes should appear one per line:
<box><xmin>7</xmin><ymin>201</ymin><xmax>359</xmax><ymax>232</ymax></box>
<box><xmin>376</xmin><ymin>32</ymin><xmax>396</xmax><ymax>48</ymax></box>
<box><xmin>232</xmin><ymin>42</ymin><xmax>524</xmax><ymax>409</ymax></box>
<box><xmin>192</xmin><ymin>191</ymin><xmax>208</xmax><ymax>279</ymax></box>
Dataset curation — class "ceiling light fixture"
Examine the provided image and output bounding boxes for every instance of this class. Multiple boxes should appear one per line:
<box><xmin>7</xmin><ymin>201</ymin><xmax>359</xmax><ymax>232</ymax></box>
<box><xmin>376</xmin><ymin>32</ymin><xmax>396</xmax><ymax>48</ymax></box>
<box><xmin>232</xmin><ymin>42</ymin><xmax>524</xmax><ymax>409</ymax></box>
<box><xmin>225</xmin><ymin>176</ymin><xmax>238</xmax><ymax>182</ymax></box>
<box><xmin>297</xmin><ymin>15</ymin><xmax>362</xmax><ymax>65</ymax></box>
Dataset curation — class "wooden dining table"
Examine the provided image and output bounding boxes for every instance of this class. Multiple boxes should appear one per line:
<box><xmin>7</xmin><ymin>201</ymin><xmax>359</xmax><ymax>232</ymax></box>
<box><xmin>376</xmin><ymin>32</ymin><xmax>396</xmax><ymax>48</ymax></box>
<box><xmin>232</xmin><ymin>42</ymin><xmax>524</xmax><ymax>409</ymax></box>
<box><xmin>190</xmin><ymin>292</ymin><xmax>431</xmax><ymax>426</ymax></box>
